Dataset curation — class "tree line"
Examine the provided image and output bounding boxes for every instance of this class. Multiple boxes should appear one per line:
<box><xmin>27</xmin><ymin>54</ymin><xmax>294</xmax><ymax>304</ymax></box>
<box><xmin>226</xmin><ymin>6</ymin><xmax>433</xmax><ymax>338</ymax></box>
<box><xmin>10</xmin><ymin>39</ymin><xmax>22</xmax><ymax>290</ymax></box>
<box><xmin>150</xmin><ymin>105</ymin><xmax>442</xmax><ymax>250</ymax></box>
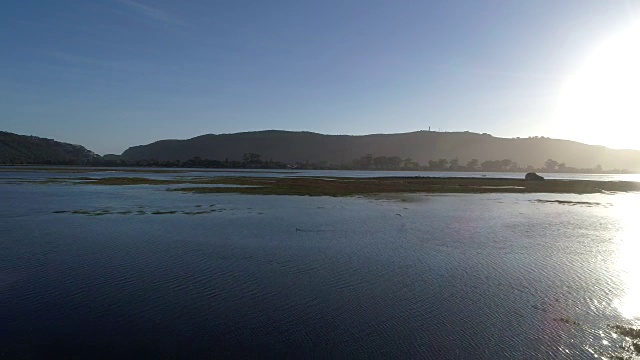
<box><xmin>25</xmin><ymin>153</ymin><xmax>623</xmax><ymax>173</ymax></box>
<box><xmin>338</xmin><ymin>155</ymin><xmax>615</xmax><ymax>173</ymax></box>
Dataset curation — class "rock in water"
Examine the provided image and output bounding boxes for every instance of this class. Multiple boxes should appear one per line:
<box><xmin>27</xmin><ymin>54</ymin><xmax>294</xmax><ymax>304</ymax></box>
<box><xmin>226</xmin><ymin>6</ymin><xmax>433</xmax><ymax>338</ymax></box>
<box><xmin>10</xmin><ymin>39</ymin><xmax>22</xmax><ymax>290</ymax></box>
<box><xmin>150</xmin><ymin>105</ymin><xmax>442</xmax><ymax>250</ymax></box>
<box><xmin>525</xmin><ymin>172</ymin><xmax>545</xmax><ymax>180</ymax></box>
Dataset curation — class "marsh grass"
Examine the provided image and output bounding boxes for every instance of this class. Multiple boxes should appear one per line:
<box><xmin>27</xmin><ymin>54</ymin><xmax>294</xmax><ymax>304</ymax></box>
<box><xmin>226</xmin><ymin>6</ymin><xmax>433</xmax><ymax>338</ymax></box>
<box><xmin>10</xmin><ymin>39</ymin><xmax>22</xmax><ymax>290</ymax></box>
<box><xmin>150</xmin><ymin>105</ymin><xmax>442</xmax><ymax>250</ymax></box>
<box><xmin>78</xmin><ymin>177</ymin><xmax>180</xmax><ymax>185</ymax></box>
<box><xmin>612</xmin><ymin>325</ymin><xmax>640</xmax><ymax>340</ymax></box>
<box><xmin>609</xmin><ymin>324</ymin><xmax>640</xmax><ymax>358</ymax></box>
<box><xmin>533</xmin><ymin>199</ymin><xmax>610</xmax><ymax>207</ymax></box>
<box><xmin>40</xmin><ymin>175</ymin><xmax>640</xmax><ymax>196</ymax></box>
<box><xmin>71</xmin><ymin>209</ymin><xmax>111</xmax><ymax>216</ymax></box>
<box><xmin>182</xmin><ymin>210</ymin><xmax>212</xmax><ymax>215</ymax></box>
<box><xmin>52</xmin><ymin>204</ymin><xmax>227</xmax><ymax>216</ymax></box>
<box><xmin>169</xmin><ymin>176</ymin><xmax>640</xmax><ymax>196</ymax></box>
<box><xmin>553</xmin><ymin>317</ymin><xmax>581</xmax><ymax>326</ymax></box>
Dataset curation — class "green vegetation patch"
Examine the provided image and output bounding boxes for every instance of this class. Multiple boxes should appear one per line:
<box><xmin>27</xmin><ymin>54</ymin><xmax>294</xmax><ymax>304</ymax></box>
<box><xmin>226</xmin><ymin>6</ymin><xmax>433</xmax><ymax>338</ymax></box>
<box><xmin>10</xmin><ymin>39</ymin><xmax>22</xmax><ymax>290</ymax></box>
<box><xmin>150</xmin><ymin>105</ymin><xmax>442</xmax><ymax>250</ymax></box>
<box><xmin>533</xmin><ymin>199</ymin><xmax>610</xmax><ymax>207</ymax></box>
<box><xmin>43</xmin><ymin>175</ymin><xmax>640</xmax><ymax>196</ymax></box>
<box><xmin>77</xmin><ymin>177</ymin><xmax>181</xmax><ymax>185</ymax></box>
<box><xmin>608</xmin><ymin>324</ymin><xmax>640</xmax><ymax>358</ymax></box>
<box><xmin>553</xmin><ymin>317</ymin><xmax>581</xmax><ymax>326</ymax></box>
<box><xmin>612</xmin><ymin>325</ymin><xmax>640</xmax><ymax>341</ymax></box>
<box><xmin>70</xmin><ymin>209</ymin><xmax>112</xmax><ymax>216</ymax></box>
<box><xmin>52</xmin><ymin>204</ymin><xmax>228</xmax><ymax>216</ymax></box>
<box><xmin>182</xmin><ymin>210</ymin><xmax>212</xmax><ymax>215</ymax></box>
<box><xmin>170</xmin><ymin>176</ymin><xmax>640</xmax><ymax>196</ymax></box>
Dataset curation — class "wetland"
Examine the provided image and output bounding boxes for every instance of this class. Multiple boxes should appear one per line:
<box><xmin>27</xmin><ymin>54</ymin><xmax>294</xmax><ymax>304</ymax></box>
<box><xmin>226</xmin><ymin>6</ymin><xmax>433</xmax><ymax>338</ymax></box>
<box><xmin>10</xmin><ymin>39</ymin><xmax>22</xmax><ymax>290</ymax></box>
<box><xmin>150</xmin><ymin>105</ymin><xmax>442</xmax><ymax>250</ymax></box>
<box><xmin>1</xmin><ymin>167</ymin><xmax>639</xmax><ymax>358</ymax></box>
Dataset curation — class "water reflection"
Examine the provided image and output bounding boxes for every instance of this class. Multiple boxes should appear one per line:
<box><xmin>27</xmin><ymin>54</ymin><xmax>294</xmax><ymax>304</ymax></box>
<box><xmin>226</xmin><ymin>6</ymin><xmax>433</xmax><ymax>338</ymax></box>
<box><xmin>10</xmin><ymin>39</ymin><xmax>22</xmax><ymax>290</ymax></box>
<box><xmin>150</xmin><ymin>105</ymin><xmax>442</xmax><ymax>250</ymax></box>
<box><xmin>613</xmin><ymin>194</ymin><xmax>640</xmax><ymax>319</ymax></box>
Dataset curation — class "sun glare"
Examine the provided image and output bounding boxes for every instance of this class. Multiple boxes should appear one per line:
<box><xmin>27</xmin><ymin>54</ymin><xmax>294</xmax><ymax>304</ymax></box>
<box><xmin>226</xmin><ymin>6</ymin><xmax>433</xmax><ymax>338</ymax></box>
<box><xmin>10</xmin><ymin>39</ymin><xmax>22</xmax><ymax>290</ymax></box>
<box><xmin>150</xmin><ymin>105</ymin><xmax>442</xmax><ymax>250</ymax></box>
<box><xmin>554</xmin><ymin>23</ymin><xmax>640</xmax><ymax>150</ymax></box>
<box><xmin>612</xmin><ymin>194</ymin><xmax>640</xmax><ymax>320</ymax></box>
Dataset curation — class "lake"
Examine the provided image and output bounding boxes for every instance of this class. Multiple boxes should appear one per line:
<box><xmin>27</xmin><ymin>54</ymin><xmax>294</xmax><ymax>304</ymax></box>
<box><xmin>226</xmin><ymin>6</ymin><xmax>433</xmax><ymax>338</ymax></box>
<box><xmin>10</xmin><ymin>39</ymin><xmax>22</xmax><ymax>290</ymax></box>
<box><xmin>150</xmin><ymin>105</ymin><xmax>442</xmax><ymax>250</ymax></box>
<box><xmin>1</xmin><ymin>168</ymin><xmax>639</xmax><ymax>358</ymax></box>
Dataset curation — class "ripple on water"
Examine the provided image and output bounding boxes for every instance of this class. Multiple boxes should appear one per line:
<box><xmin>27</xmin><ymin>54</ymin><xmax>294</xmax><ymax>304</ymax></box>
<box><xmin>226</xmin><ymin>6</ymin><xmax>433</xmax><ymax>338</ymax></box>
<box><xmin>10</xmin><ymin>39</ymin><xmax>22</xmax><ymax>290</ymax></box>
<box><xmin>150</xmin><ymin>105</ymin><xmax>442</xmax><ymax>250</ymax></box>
<box><xmin>0</xmin><ymin>182</ymin><xmax>637</xmax><ymax>358</ymax></box>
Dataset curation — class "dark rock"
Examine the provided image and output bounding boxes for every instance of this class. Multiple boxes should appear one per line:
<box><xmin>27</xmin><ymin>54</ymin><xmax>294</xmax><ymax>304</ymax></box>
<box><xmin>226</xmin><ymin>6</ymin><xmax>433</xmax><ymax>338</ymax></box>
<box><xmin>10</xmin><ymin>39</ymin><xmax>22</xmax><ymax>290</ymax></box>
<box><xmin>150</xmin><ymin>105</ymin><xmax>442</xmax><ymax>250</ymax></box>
<box><xmin>525</xmin><ymin>172</ymin><xmax>545</xmax><ymax>180</ymax></box>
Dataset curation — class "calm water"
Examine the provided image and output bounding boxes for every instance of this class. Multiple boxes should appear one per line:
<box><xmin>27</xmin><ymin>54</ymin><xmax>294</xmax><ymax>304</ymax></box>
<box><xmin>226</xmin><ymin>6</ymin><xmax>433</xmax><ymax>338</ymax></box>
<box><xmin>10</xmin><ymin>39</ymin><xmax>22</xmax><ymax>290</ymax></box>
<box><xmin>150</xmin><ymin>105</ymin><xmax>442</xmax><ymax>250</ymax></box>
<box><xmin>1</xmin><ymin>169</ymin><xmax>639</xmax><ymax>358</ymax></box>
<box><xmin>3</xmin><ymin>165</ymin><xmax>640</xmax><ymax>182</ymax></box>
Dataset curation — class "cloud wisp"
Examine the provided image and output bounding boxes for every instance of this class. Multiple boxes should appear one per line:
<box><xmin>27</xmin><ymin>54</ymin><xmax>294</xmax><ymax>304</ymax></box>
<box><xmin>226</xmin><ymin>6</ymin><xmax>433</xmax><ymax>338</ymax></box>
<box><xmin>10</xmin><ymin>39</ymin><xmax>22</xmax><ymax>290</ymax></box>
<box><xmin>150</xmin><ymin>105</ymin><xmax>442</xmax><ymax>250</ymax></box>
<box><xmin>116</xmin><ymin>0</ymin><xmax>186</xmax><ymax>27</ymax></box>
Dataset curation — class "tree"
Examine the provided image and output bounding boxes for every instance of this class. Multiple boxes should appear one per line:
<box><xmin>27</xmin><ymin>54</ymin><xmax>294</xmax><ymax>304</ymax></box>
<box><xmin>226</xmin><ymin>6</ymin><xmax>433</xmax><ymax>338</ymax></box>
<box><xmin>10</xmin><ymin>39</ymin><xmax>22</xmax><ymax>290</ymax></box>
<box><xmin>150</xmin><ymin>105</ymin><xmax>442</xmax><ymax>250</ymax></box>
<box><xmin>500</xmin><ymin>159</ymin><xmax>513</xmax><ymax>171</ymax></box>
<box><xmin>557</xmin><ymin>162</ymin><xmax>567</xmax><ymax>172</ymax></box>
<box><xmin>243</xmin><ymin>153</ymin><xmax>262</xmax><ymax>165</ymax></box>
<box><xmin>402</xmin><ymin>158</ymin><xmax>419</xmax><ymax>170</ymax></box>
<box><xmin>449</xmin><ymin>158</ymin><xmax>460</xmax><ymax>171</ymax></box>
<box><xmin>481</xmin><ymin>160</ymin><xmax>502</xmax><ymax>172</ymax></box>
<box><xmin>466</xmin><ymin>158</ymin><xmax>479</xmax><ymax>170</ymax></box>
<box><xmin>428</xmin><ymin>158</ymin><xmax>448</xmax><ymax>170</ymax></box>
<box><xmin>544</xmin><ymin>159</ymin><xmax>558</xmax><ymax>171</ymax></box>
<box><xmin>359</xmin><ymin>154</ymin><xmax>373</xmax><ymax>169</ymax></box>
<box><xmin>388</xmin><ymin>156</ymin><xmax>403</xmax><ymax>170</ymax></box>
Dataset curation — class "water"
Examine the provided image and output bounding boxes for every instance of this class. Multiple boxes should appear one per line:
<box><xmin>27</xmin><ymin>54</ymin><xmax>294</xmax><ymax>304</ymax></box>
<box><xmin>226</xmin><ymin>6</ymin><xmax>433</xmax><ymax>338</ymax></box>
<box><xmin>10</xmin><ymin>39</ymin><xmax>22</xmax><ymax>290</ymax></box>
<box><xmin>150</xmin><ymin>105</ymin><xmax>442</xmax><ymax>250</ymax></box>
<box><xmin>3</xmin><ymin>165</ymin><xmax>640</xmax><ymax>182</ymax></box>
<box><xmin>1</xmin><ymin>169</ymin><xmax>639</xmax><ymax>358</ymax></box>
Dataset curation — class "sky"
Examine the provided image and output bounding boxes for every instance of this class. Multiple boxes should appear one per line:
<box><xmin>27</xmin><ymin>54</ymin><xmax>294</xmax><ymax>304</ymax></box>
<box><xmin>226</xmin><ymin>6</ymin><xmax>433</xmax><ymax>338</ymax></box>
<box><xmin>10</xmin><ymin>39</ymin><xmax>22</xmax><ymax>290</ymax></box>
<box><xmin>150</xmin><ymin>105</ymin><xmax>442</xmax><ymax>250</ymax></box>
<box><xmin>1</xmin><ymin>0</ymin><xmax>640</xmax><ymax>155</ymax></box>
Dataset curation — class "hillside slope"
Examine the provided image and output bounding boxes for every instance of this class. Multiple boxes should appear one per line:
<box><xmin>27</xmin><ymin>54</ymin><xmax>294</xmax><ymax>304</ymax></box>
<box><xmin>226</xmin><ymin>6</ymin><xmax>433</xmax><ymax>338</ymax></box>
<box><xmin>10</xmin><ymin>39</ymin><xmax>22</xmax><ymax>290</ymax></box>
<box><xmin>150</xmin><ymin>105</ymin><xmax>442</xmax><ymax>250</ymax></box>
<box><xmin>0</xmin><ymin>131</ymin><xmax>99</xmax><ymax>164</ymax></box>
<box><xmin>120</xmin><ymin>130</ymin><xmax>640</xmax><ymax>171</ymax></box>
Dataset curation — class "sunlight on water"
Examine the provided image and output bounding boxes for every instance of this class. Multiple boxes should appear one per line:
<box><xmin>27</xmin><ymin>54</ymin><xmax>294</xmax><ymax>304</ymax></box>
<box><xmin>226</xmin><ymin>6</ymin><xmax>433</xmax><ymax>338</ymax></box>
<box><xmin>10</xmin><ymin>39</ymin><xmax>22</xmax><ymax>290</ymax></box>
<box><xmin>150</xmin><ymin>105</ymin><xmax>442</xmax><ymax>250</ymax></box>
<box><xmin>612</xmin><ymin>194</ymin><xmax>640</xmax><ymax>319</ymax></box>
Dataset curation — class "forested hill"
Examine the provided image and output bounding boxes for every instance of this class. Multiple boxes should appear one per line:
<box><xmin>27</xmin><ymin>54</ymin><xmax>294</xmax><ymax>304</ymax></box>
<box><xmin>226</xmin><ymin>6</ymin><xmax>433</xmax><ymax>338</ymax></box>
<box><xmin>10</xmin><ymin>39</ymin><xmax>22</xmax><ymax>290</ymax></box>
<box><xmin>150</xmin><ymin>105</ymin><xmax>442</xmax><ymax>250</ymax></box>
<box><xmin>0</xmin><ymin>131</ymin><xmax>99</xmax><ymax>164</ymax></box>
<box><xmin>120</xmin><ymin>130</ymin><xmax>640</xmax><ymax>171</ymax></box>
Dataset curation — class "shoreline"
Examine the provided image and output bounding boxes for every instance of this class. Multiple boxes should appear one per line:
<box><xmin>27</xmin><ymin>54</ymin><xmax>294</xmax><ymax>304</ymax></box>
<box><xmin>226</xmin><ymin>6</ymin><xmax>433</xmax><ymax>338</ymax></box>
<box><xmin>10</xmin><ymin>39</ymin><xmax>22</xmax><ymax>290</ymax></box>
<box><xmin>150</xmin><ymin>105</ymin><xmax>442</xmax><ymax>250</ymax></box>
<box><xmin>1</xmin><ymin>165</ymin><xmax>637</xmax><ymax>176</ymax></box>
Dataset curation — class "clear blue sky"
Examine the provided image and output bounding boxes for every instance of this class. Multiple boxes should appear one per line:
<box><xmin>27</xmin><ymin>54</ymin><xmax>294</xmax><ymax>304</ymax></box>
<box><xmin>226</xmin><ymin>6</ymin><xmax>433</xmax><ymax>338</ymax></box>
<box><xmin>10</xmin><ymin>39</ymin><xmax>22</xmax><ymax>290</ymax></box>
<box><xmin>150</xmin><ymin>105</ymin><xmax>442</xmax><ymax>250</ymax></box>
<box><xmin>2</xmin><ymin>0</ymin><xmax>639</xmax><ymax>154</ymax></box>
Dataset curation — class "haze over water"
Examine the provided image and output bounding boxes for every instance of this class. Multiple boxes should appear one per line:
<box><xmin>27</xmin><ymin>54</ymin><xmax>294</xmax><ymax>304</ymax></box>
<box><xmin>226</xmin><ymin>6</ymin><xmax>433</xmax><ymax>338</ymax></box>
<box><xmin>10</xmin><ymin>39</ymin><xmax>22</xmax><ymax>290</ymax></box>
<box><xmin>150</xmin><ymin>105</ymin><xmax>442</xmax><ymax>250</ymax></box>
<box><xmin>1</xmin><ymin>168</ymin><xmax>639</xmax><ymax>358</ymax></box>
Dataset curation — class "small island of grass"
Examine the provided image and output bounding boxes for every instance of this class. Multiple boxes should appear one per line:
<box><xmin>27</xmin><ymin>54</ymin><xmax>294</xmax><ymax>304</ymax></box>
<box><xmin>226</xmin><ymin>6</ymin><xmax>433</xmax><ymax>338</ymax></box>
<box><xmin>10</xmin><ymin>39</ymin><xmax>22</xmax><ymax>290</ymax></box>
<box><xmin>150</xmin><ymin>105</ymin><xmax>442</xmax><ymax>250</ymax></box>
<box><xmin>39</xmin><ymin>175</ymin><xmax>640</xmax><ymax>196</ymax></box>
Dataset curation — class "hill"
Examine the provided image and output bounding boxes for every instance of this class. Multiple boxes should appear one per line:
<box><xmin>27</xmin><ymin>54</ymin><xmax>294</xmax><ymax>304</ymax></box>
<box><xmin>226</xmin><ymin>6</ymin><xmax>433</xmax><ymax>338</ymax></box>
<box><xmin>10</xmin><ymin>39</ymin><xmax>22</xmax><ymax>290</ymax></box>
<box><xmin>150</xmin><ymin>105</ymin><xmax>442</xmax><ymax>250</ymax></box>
<box><xmin>120</xmin><ymin>130</ymin><xmax>640</xmax><ymax>171</ymax></box>
<box><xmin>0</xmin><ymin>131</ymin><xmax>99</xmax><ymax>165</ymax></box>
